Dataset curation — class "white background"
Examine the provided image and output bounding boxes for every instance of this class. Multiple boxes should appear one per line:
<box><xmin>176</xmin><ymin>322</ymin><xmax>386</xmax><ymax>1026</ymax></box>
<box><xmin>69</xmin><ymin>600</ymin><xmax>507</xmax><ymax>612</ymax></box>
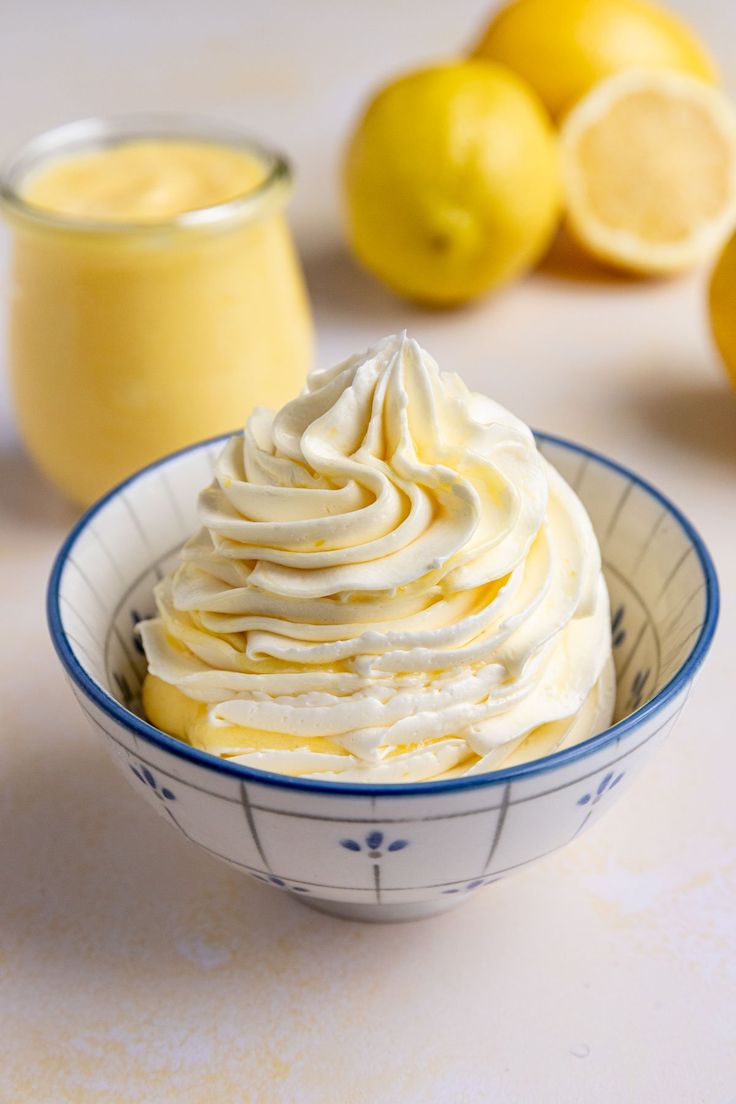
<box><xmin>1</xmin><ymin>2</ymin><xmax>734</xmax><ymax>1101</ymax></box>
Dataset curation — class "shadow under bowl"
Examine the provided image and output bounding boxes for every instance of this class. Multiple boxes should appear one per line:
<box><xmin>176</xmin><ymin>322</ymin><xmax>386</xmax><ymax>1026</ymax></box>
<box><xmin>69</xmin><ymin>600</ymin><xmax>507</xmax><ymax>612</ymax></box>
<box><xmin>47</xmin><ymin>432</ymin><xmax>718</xmax><ymax>922</ymax></box>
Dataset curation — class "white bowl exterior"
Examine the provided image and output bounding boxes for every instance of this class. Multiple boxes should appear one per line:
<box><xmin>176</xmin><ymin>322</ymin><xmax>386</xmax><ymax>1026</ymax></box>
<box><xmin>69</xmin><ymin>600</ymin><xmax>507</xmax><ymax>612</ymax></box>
<box><xmin>71</xmin><ymin>680</ymin><xmax>689</xmax><ymax>912</ymax></box>
<box><xmin>53</xmin><ymin>436</ymin><xmax>712</xmax><ymax>919</ymax></box>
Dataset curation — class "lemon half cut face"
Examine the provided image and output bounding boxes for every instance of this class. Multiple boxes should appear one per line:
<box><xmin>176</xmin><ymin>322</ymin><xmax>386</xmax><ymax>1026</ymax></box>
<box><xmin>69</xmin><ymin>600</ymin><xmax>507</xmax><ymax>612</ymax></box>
<box><xmin>560</xmin><ymin>71</ymin><xmax>736</xmax><ymax>275</ymax></box>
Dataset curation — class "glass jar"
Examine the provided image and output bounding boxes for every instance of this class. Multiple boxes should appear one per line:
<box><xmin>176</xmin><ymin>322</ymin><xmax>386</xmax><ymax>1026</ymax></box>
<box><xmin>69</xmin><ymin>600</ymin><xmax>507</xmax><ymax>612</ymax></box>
<box><xmin>0</xmin><ymin>115</ymin><xmax>313</xmax><ymax>505</ymax></box>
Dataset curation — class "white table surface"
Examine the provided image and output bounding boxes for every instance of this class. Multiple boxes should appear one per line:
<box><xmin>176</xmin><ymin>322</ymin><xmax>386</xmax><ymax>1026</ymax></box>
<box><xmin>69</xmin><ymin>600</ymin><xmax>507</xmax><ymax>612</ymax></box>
<box><xmin>1</xmin><ymin>2</ymin><xmax>735</xmax><ymax>1101</ymax></box>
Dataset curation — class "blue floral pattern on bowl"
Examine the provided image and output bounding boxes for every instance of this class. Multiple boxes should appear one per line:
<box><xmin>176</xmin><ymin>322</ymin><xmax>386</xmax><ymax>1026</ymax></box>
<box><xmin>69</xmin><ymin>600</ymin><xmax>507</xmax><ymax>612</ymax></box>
<box><xmin>626</xmin><ymin>668</ymin><xmax>651</xmax><ymax>713</ymax></box>
<box><xmin>577</xmin><ymin>770</ymin><xmax>625</xmax><ymax>807</ymax></box>
<box><xmin>442</xmin><ymin>876</ymin><xmax>499</xmax><ymax>895</ymax></box>
<box><xmin>611</xmin><ymin>605</ymin><xmax>626</xmax><ymax>648</ymax></box>
<box><xmin>48</xmin><ymin>430</ymin><xmax>719</xmax><ymax>921</ymax></box>
<box><xmin>610</xmin><ymin>603</ymin><xmax>652</xmax><ymax>714</ymax></box>
<box><xmin>130</xmin><ymin>608</ymin><xmax>152</xmax><ymax>656</ymax></box>
<box><xmin>252</xmin><ymin>873</ymin><xmax>310</xmax><ymax>894</ymax></box>
<box><xmin>340</xmin><ymin>831</ymin><xmax>409</xmax><ymax>858</ymax></box>
<box><xmin>129</xmin><ymin>762</ymin><xmax>176</xmax><ymax>802</ymax></box>
<box><xmin>114</xmin><ymin>671</ymin><xmax>135</xmax><ymax>707</ymax></box>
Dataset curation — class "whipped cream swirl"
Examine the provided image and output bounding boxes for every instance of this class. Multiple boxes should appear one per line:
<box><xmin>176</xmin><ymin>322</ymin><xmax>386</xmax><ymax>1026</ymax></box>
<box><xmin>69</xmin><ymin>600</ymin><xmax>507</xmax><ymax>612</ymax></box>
<box><xmin>140</xmin><ymin>334</ymin><xmax>613</xmax><ymax>782</ymax></box>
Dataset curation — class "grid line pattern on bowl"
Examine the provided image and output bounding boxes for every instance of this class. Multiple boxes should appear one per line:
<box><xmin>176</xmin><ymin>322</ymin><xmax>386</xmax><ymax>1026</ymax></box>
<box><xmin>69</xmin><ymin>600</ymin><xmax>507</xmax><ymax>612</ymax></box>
<box><xmin>75</xmin><ymin>686</ymin><xmax>683</xmax><ymax>815</ymax></box>
<box><xmin>50</xmin><ymin>430</ymin><xmax>717</xmax><ymax>796</ymax></box>
<box><xmin>72</xmin><ymin>685</ymin><xmax>685</xmax><ymax>897</ymax></box>
<box><xmin>48</xmin><ymin>431</ymin><xmax>716</xmax><ymax>916</ymax></box>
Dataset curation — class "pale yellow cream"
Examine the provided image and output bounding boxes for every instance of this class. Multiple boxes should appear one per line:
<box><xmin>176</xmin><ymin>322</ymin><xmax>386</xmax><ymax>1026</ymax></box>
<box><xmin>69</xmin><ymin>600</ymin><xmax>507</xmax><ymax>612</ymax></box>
<box><xmin>8</xmin><ymin>136</ymin><xmax>312</xmax><ymax>505</ymax></box>
<box><xmin>140</xmin><ymin>334</ymin><xmax>615</xmax><ymax>783</ymax></box>
<box><xmin>22</xmin><ymin>139</ymin><xmax>269</xmax><ymax>221</ymax></box>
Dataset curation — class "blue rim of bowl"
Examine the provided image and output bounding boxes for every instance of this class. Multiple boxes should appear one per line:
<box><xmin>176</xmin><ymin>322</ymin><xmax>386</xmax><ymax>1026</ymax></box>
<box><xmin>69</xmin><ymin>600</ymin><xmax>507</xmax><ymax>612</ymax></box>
<box><xmin>47</xmin><ymin>430</ymin><xmax>720</xmax><ymax>797</ymax></box>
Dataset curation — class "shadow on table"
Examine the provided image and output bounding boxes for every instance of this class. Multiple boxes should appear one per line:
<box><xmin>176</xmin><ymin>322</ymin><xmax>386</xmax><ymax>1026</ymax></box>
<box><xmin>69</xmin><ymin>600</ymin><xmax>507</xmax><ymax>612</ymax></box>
<box><xmin>1</xmin><ymin>734</ymin><xmax>288</xmax><ymax>975</ymax></box>
<box><xmin>621</xmin><ymin>378</ymin><xmax>736</xmax><ymax>469</ymax></box>
<box><xmin>0</xmin><ymin>439</ymin><xmax>78</xmax><ymax>534</ymax></box>
<box><xmin>0</xmin><ymin>727</ymin><xmax>465</xmax><ymax>996</ymax></box>
<box><xmin>301</xmin><ymin>232</ymin><xmax>645</xmax><ymax>330</ymax></box>
<box><xmin>536</xmin><ymin>227</ymin><xmax>642</xmax><ymax>287</ymax></box>
<box><xmin>302</xmin><ymin>239</ymin><xmax>408</xmax><ymax>327</ymax></box>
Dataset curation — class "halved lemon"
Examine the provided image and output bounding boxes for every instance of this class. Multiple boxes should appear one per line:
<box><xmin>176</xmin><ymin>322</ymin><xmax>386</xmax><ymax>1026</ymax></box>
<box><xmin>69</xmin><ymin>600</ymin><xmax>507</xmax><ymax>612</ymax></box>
<box><xmin>560</xmin><ymin>70</ymin><xmax>736</xmax><ymax>274</ymax></box>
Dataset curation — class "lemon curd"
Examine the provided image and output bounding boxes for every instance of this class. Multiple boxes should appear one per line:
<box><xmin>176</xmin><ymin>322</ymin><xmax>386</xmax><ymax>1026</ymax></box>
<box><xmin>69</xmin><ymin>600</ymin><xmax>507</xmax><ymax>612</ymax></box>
<box><xmin>1</xmin><ymin>118</ymin><xmax>312</xmax><ymax>505</ymax></box>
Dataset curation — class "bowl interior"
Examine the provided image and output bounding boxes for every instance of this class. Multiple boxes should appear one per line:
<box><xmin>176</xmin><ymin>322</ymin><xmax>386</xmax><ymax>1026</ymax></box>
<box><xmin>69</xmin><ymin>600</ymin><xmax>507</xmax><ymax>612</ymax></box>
<box><xmin>53</xmin><ymin>434</ymin><xmax>712</xmax><ymax>750</ymax></box>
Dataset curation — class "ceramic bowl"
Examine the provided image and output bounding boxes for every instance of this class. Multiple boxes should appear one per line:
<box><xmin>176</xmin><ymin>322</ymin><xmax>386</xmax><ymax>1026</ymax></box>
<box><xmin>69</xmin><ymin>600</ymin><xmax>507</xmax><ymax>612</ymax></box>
<box><xmin>48</xmin><ymin>433</ymin><xmax>719</xmax><ymax>922</ymax></box>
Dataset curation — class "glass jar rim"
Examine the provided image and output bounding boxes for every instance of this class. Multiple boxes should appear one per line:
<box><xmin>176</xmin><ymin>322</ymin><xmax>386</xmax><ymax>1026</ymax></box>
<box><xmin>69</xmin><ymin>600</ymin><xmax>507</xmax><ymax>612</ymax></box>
<box><xmin>0</xmin><ymin>113</ymin><xmax>292</xmax><ymax>234</ymax></box>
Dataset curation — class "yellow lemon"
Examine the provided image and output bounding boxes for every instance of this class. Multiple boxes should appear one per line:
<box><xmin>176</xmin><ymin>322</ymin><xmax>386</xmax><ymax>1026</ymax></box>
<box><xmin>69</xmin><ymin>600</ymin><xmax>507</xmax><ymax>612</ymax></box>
<box><xmin>709</xmin><ymin>231</ymin><xmax>736</xmax><ymax>388</ymax></box>
<box><xmin>343</xmin><ymin>61</ymin><xmax>561</xmax><ymax>306</ymax></box>
<box><xmin>471</xmin><ymin>0</ymin><xmax>717</xmax><ymax>119</ymax></box>
<box><xmin>560</xmin><ymin>71</ymin><xmax>736</xmax><ymax>275</ymax></box>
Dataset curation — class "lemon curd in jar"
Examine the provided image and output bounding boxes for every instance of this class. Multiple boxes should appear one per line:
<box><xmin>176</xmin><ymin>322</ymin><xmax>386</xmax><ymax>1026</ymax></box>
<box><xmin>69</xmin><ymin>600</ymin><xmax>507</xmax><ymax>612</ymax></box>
<box><xmin>1</xmin><ymin>118</ymin><xmax>313</xmax><ymax>505</ymax></box>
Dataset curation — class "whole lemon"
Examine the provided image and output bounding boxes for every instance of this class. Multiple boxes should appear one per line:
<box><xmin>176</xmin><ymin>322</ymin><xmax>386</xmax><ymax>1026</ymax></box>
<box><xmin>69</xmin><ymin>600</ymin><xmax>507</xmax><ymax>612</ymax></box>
<box><xmin>343</xmin><ymin>61</ymin><xmax>561</xmax><ymax>306</ymax></box>
<box><xmin>471</xmin><ymin>0</ymin><xmax>717</xmax><ymax>119</ymax></box>
<box><xmin>709</xmin><ymin>231</ymin><xmax>736</xmax><ymax>388</ymax></box>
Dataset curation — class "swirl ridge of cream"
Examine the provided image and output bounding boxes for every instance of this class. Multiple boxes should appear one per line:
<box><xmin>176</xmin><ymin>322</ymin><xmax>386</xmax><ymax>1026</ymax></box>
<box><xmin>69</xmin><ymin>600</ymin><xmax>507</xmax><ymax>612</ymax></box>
<box><xmin>140</xmin><ymin>333</ymin><xmax>614</xmax><ymax>782</ymax></box>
